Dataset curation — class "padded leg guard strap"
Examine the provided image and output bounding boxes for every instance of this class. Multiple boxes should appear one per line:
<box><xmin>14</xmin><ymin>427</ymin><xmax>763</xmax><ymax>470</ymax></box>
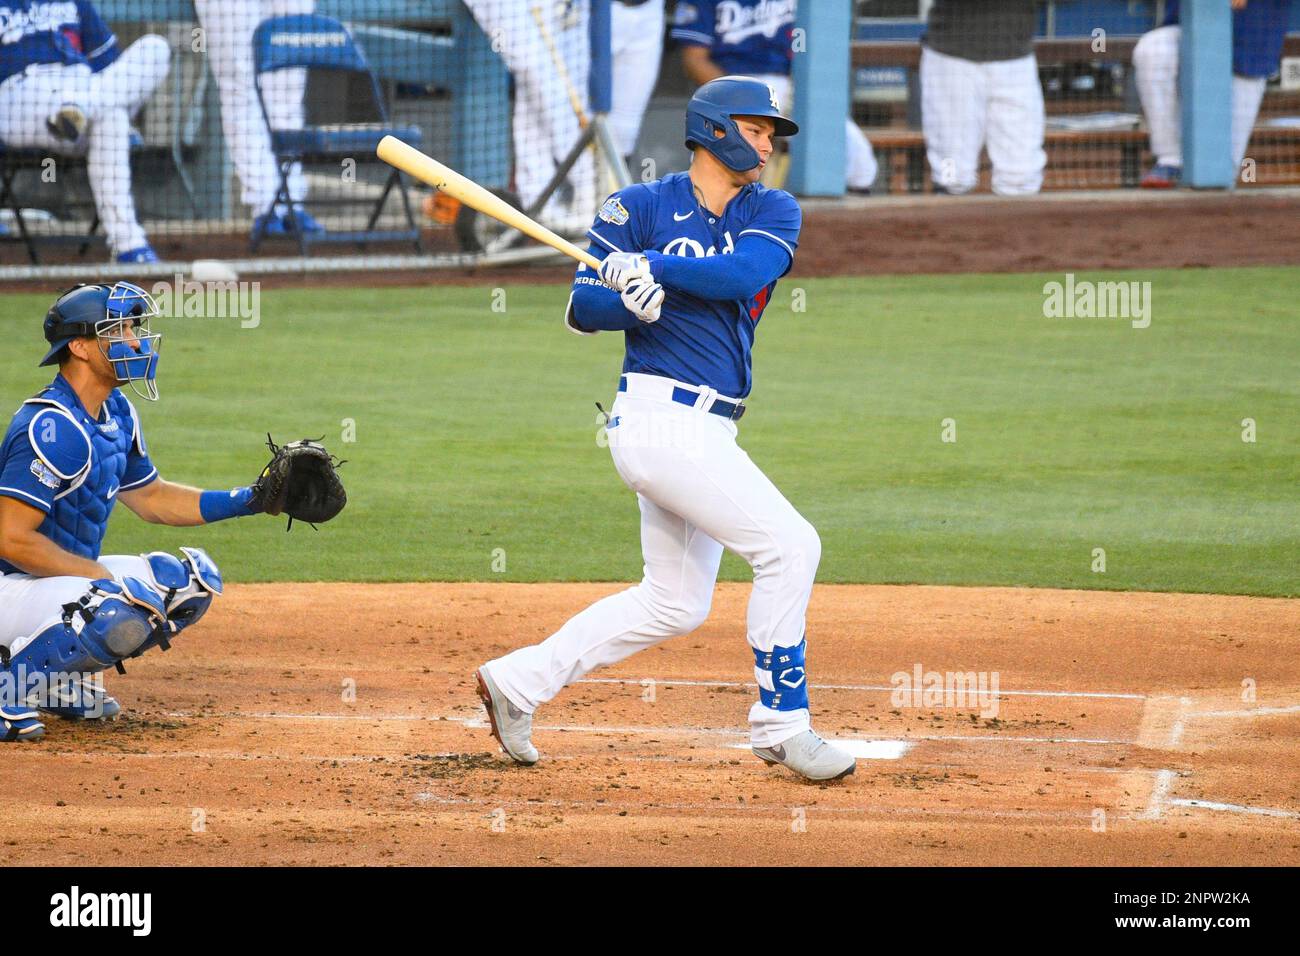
<box><xmin>753</xmin><ymin>639</ymin><xmax>809</xmax><ymax>712</ymax></box>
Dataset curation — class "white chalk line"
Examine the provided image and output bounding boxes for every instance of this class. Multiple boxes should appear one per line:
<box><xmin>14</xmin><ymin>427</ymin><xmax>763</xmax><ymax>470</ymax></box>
<box><xmin>1165</xmin><ymin>799</ymin><xmax>1300</xmax><ymax>819</ymax></box>
<box><xmin>163</xmin><ymin>710</ymin><xmax>1134</xmax><ymax>745</ymax></box>
<box><xmin>1169</xmin><ymin>697</ymin><xmax>1191</xmax><ymax>747</ymax></box>
<box><xmin>577</xmin><ymin>677</ymin><xmax>1147</xmax><ymax>701</ymax></box>
<box><xmin>1141</xmin><ymin>769</ymin><xmax>1178</xmax><ymax>820</ymax></box>
<box><xmin>1192</xmin><ymin>704</ymin><xmax>1300</xmax><ymax>719</ymax></box>
<box><xmin>410</xmin><ymin>791</ymin><xmax>1102</xmax><ymax>823</ymax></box>
<box><xmin>11</xmin><ymin>748</ymin><xmax>1158</xmax><ymax>778</ymax></box>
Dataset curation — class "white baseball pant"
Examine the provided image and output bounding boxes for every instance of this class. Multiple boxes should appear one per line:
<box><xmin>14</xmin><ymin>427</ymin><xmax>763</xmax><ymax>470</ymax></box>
<box><xmin>463</xmin><ymin>0</ymin><xmax>597</xmax><ymax>223</ymax></box>
<box><xmin>608</xmin><ymin>0</ymin><xmax>665</xmax><ymax>159</ymax></box>
<box><xmin>194</xmin><ymin>0</ymin><xmax>314</xmax><ymax>214</ymax></box>
<box><xmin>1132</xmin><ymin>25</ymin><xmax>1267</xmax><ymax>173</ymax></box>
<box><xmin>484</xmin><ymin>374</ymin><xmax>821</xmax><ymax>748</ymax></box>
<box><xmin>0</xmin><ymin>555</ymin><xmax>151</xmax><ymax>657</ymax></box>
<box><xmin>919</xmin><ymin>45</ymin><xmax>1046</xmax><ymax>196</ymax></box>
<box><xmin>0</xmin><ymin>37</ymin><xmax>170</xmax><ymax>255</ymax></box>
<box><xmin>761</xmin><ymin>73</ymin><xmax>878</xmax><ymax>191</ymax></box>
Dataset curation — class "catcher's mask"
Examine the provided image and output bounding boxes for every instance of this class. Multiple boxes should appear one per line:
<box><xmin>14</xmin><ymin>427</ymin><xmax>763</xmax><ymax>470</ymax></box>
<box><xmin>40</xmin><ymin>281</ymin><xmax>163</xmax><ymax>401</ymax></box>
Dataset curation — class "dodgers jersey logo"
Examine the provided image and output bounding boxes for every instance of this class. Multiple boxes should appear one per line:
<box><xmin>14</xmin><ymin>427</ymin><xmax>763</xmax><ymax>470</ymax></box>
<box><xmin>663</xmin><ymin>231</ymin><xmax>735</xmax><ymax>259</ymax></box>
<box><xmin>0</xmin><ymin>2</ymin><xmax>78</xmax><ymax>45</ymax></box>
<box><xmin>713</xmin><ymin>0</ymin><xmax>795</xmax><ymax>44</ymax></box>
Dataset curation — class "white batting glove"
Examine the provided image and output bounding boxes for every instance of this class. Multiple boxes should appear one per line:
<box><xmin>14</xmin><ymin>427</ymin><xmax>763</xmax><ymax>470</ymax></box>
<box><xmin>598</xmin><ymin>252</ymin><xmax>652</xmax><ymax>292</ymax></box>
<box><xmin>620</xmin><ymin>278</ymin><xmax>664</xmax><ymax>324</ymax></box>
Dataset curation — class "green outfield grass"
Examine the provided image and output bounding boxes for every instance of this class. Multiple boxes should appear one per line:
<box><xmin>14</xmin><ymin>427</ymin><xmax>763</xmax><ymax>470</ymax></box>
<box><xmin>1</xmin><ymin>266</ymin><xmax>1295</xmax><ymax>595</ymax></box>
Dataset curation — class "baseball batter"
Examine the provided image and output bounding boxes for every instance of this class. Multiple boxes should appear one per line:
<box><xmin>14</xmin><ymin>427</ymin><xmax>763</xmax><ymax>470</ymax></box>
<box><xmin>0</xmin><ymin>0</ymin><xmax>170</xmax><ymax>262</ymax></box>
<box><xmin>0</xmin><ymin>282</ymin><xmax>345</xmax><ymax>742</ymax></box>
<box><xmin>1133</xmin><ymin>0</ymin><xmax>1293</xmax><ymax>188</ymax></box>
<box><xmin>475</xmin><ymin>76</ymin><xmax>855</xmax><ymax>782</ymax></box>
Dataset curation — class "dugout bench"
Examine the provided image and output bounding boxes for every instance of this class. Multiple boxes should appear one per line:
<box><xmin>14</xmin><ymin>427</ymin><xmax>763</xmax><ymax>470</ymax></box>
<box><xmin>853</xmin><ymin>35</ymin><xmax>1300</xmax><ymax>194</ymax></box>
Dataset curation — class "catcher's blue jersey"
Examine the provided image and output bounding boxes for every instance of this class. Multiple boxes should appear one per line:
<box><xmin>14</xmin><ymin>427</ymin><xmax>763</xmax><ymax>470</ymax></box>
<box><xmin>580</xmin><ymin>170</ymin><xmax>801</xmax><ymax>399</ymax></box>
<box><xmin>670</xmin><ymin>0</ymin><xmax>796</xmax><ymax>77</ymax></box>
<box><xmin>0</xmin><ymin>374</ymin><xmax>155</xmax><ymax>574</ymax></box>
<box><xmin>0</xmin><ymin>1</ymin><xmax>119</xmax><ymax>85</ymax></box>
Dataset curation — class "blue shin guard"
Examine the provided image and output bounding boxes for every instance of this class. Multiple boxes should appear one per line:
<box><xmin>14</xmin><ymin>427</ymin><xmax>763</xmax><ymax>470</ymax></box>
<box><xmin>3</xmin><ymin>577</ymin><xmax>171</xmax><ymax>721</ymax></box>
<box><xmin>753</xmin><ymin>639</ymin><xmax>809</xmax><ymax>712</ymax></box>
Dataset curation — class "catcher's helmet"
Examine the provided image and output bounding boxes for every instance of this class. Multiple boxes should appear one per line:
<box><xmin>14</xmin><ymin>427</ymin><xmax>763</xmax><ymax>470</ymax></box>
<box><xmin>40</xmin><ymin>281</ymin><xmax>163</xmax><ymax>401</ymax></box>
<box><xmin>684</xmin><ymin>75</ymin><xmax>799</xmax><ymax>173</ymax></box>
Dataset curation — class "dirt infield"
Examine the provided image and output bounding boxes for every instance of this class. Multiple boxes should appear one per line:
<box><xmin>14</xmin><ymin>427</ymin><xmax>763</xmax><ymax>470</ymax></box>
<box><xmin>2</xmin><ymin>582</ymin><xmax>1296</xmax><ymax>866</ymax></box>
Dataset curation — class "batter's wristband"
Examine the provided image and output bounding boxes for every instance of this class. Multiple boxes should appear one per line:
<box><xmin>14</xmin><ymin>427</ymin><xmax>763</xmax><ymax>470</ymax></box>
<box><xmin>200</xmin><ymin>487</ymin><xmax>256</xmax><ymax>523</ymax></box>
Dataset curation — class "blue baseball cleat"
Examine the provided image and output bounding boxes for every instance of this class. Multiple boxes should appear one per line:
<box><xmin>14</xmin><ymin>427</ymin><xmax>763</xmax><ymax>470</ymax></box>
<box><xmin>253</xmin><ymin>208</ymin><xmax>326</xmax><ymax>238</ymax></box>
<box><xmin>1140</xmin><ymin>164</ymin><xmax>1182</xmax><ymax>189</ymax></box>
<box><xmin>1</xmin><ymin>705</ymin><xmax>46</xmax><ymax>742</ymax></box>
<box><xmin>116</xmin><ymin>245</ymin><xmax>159</xmax><ymax>263</ymax></box>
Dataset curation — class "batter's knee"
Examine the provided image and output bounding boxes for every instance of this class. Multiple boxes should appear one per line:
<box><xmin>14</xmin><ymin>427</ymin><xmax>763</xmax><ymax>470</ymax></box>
<box><xmin>660</xmin><ymin>599</ymin><xmax>713</xmax><ymax>635</ymax></box>
<box><xmin>639</xmin><ymin>586</ymin><xmax>713</xmax><ymax>636</ymax></box>
<box><xmin>776</xmin><ymin>517</ymin><xmax>821</xmax><ymax>577</ymax></box>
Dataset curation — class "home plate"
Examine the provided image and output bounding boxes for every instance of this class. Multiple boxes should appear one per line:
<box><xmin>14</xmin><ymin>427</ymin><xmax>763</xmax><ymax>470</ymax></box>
<box><xmin>732</xmin><ymin>739</ymin><xmax>912</xmax><ymax>760</ymax></box>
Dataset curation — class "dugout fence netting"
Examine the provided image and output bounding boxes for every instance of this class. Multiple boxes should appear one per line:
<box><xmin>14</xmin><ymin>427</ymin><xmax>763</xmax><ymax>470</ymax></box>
<box><xmin>0</xmin><ymin>0</ymin><xmax>621</xmax><ymax>273</ymax></box>
<box><xmin>2</xmin><ymin>1</ymin><xmax>1298</xmax><ymax>277</ymax></box>
<box><xmin>855</xmin><ymin>0</ymin><xmax>1300</xmax><ymax>195</ymax></box>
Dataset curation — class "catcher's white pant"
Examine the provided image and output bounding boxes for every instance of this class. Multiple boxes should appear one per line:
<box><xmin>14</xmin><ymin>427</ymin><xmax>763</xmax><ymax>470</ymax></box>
<box><xmin>485</xmin><ymin>375</ymin><xmax>820</xmax><ymax>748</ymax></box>
<box><xmin>1132</xmin><ymin>25</ymin><xmax>1267</xmax><ymax>173</ymax></box>
<box><xmin>608</xmin><ymin>0</ymin><xmax>665</xmax><ymax>158</ymax></box>
<box><xmin>0</xmin><ymin>556</ymin><xmax>150</xmax><ymax>657</ymax></box>
<box><xmin>194</xmin><ymin>0</ymin><xmax>313</xmax><ymax>213</ymax></box>
<box><xmin>463</xmin><ymin>0</ymin><xmax>597</xmax><ymax>222</ymax></box>
<box><xmin>919</xmin><ymin>46</ymin><xmax>1046</xmax><ymax>196</ymax></box>
<box><xmin>760</xmin><ymin>73</ymin><xmax>878</xmax><ymax>191</ymax></box>
<box><xmin>0</xmin><ymin>37</ymin><xmax>169</xmax><ymax>255</ymax></box>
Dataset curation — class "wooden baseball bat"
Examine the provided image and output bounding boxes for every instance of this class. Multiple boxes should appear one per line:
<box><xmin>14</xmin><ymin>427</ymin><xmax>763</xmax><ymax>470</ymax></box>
<box><xmin>530</xmin><ymin>5</ymin><xmax>588</xmax><ymax>130</ymax></box>
<box><xmin>376</xmin><ymin>136</ymin><xmax>601</xmax><ymax>270</ymax></box>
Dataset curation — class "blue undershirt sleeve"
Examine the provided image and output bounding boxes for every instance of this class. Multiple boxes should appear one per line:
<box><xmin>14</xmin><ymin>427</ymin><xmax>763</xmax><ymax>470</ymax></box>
<box><xmin>645</xmin><ymin>235</ymin><xmax>791</xmax><ymax>301</ymax></box>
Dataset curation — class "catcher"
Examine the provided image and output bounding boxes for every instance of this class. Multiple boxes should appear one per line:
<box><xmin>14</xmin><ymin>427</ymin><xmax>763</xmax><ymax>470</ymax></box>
<box><xmin>0</xmin><ymin>281</ymin><xmax>346</xmax><ymax>742</ymax></box>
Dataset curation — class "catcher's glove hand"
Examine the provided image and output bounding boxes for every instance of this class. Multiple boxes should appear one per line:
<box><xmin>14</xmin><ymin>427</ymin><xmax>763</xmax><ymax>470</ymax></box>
<box><xmin>249</xmin><ymin>435</ymin><xmax>347</xmax><ymax>530</ymax></box>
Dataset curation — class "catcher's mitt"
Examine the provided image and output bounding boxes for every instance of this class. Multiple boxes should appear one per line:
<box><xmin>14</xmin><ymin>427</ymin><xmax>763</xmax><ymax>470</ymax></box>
<box><xmin>250</xmin><ymin>435</ymin><xmax>347</xmax><ymax>530</ymax></box>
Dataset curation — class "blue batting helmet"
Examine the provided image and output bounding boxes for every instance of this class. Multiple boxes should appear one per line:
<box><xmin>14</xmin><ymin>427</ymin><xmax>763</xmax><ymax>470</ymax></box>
<box><xmin>684</xmin><ymin>75</ymin><xmax>799</xmax><ymax>173</ymax></box>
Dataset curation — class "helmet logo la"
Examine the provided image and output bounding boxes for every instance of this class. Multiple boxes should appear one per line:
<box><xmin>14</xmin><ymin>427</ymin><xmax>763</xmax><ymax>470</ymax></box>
<box><xmin>768</xmin><ymin>85</ymin><xmax>779</xmax><ymax>111</ymax></box>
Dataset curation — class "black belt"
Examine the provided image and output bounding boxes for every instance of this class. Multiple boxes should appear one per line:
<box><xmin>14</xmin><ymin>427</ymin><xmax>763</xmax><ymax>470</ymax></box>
<box><xmin>618</xmin><ymin>375</ymin><xmax>746</xmax><ymax>421</ymax></box>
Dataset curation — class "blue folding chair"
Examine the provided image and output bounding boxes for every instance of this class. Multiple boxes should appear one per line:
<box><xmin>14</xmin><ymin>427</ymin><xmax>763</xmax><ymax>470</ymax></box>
<box><xmin>250</xmin><ymin>13</ymin><xmax>423</xmax><ymax>255</ymax></box>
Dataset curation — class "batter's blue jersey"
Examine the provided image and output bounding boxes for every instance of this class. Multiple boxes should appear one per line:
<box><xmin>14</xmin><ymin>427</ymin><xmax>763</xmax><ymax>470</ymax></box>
<box><xmin>0</xmin><ymin>374</ymin><xmax>155</xmax><ymax>575</ymax></box>
<box><xmin>580</xmin><ymin>171</ymin><xmax>801</xmax><ymax>399</ymax></box>
<box><xmin>1164</xmin><ymin>0</ymin><xmax>1293</xmax><ymax>78</ymax></box>
<box><xmin>0</xmin><ymin>0</ymin><xmax>119</xmax><ymax>86</ymax></box>
<box><xmin>671</xmin><ymin>0</ymin><xmax>796</xmax><ymax>77</ymax></box>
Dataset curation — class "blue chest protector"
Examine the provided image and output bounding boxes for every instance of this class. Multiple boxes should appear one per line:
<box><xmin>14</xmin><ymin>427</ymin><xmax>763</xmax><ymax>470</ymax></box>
<box><xmin>0</xmin><ymin>374</ymin><xmax>156</xmax><ymax>575</ymax></box>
